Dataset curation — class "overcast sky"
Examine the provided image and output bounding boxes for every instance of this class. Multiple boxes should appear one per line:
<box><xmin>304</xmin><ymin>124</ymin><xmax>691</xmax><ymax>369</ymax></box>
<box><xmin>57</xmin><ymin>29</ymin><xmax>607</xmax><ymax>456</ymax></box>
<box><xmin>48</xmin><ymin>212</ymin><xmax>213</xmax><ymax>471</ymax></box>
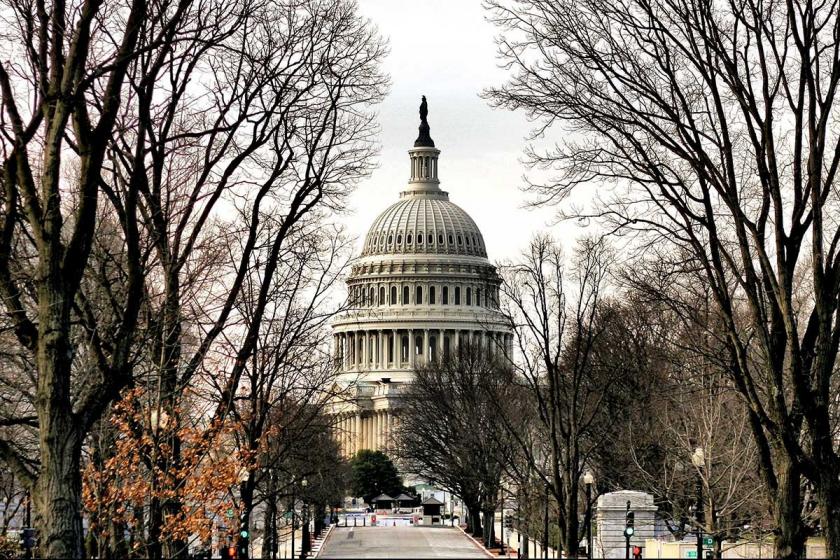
<box><xmin>342</xmin><ymin>0</ymin><xmax>580</xmax><ymax>263</ymax></box>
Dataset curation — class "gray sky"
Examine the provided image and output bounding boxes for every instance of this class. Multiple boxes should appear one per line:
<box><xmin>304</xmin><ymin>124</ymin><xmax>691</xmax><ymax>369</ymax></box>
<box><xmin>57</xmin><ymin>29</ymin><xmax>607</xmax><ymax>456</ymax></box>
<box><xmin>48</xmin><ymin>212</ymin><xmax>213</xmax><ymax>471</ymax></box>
<box><xmin>343</xmin><ymin>0</ymin><xmax>575</xmax><ymax>263</ymax></box>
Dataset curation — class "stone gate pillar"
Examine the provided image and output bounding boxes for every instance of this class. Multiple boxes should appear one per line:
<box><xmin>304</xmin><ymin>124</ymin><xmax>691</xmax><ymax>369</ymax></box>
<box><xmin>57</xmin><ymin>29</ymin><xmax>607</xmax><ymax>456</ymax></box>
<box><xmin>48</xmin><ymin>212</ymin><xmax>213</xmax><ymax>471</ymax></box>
<box><xmin>595</xmin><ymin>490</ymin><xmax>657</xmax><ymax>559</ymax></box>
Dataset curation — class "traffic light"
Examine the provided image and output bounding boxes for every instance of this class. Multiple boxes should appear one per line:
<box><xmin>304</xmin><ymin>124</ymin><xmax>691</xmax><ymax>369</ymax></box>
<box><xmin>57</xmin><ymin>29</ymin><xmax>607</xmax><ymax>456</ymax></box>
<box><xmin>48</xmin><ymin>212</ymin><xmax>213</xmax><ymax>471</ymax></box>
<box><xmin>20</xmin><ymin>527</ymin><xmax>36</xmax><ymax>550</ymax></box>
<box><xmin>624</xmin><ymin>510</ymin><xmax>635</xmax><ymax>538</ymax></box>
<box><xmin>237</xmin><ymin>530</ymin><xmax>249</xmax><ymax>559</ymax></box>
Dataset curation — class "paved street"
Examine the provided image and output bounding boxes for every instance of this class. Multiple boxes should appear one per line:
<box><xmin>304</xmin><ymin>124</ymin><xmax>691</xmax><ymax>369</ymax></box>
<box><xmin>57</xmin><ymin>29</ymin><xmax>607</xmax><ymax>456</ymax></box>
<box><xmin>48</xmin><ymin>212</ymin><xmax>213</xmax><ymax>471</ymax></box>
<box><xmin>319</xmin><ymin>526</ymin><xmax>489</xmax><ymax>558</ymax></box>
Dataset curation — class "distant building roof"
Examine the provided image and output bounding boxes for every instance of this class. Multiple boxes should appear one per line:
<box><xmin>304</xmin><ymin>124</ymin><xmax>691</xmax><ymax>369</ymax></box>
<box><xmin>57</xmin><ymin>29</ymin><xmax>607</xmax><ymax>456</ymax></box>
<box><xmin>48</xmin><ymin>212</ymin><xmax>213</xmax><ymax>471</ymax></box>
<box><xmin>395</xmin><ymin>493</ymin><xmax>415</xmax><ymax>501</ymax></box>
<box><xmin>371</xmin><ymin>494</ymin><xmax>394</xmax><ymax>503</ymax></box>
<box><xmin>421</xmin><ymin>496</ymin><xmax>444</xmax><ymax>506</ymax></box>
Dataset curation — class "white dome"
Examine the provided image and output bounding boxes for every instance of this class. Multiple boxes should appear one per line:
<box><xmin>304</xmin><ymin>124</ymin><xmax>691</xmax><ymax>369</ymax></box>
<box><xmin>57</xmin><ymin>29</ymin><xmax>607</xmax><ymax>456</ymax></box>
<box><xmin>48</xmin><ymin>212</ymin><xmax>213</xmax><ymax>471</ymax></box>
<box><xmin>362</xmin><ymin>191</ymin><xmax>487</xmax><ymax>258</ymax></box>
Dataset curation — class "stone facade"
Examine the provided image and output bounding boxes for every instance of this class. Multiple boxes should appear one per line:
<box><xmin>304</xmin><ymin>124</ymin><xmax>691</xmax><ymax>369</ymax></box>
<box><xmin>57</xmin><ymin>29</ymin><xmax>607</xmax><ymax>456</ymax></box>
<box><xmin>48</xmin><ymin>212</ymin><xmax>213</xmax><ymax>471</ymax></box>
<box><xmin>595</xmin><ymin>490</ymin><xmax>658</xmax><ymax>559</ymax></box>
<box><xmin>330</xmin><ymin>103</ymin><xmax>510</xmax><ymax>458</ymax></box>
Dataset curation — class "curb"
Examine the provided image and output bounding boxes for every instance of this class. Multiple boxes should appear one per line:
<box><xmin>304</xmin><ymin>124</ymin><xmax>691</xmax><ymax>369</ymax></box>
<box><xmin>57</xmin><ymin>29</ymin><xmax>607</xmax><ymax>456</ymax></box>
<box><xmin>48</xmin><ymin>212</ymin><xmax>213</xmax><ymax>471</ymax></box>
<box><xmin>456</xmin><ymin>524</ymin><xmax>496</xmax><ymax>558</ymax></box>
<box><xmin>313</xmin><ymin>524</ymin><xmax>335</xmax><ymax>558</ymax></box>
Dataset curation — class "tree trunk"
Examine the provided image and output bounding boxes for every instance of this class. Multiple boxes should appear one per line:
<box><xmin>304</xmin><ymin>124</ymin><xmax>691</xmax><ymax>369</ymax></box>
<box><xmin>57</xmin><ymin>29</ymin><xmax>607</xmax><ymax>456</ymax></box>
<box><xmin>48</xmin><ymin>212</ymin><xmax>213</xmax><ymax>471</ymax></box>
<box><xmin>816</xmin><ymin>469</ymin><xmax>840</xmax><ymax>559</ymax></box>
<box><xmin>469</xmin><ymin>507</ymin><xmax>483</xmax><ymax>538</ymax></box>
<box><xmin>33</xmin><ymin>428</ymin><xmax>84</xmax><ymax>558</ymax></box>
<box><xmin>33</xmin><ymin>297</ymin><xmax>85</xmax><ymax>559</ymax></box>
<box><xmin>483</xmin><ymin>510</ymin><xmax>496</xmax><ymax>548</ymax></box>
<box><xmin>262</xmin><ymin>487</ymin><xmax>276</xmax><ymax>560</ymax></box>
<box><xmin>772</xmin><ymin>459</ymin><xmax>805</xmax><ymax>559</ymax></box>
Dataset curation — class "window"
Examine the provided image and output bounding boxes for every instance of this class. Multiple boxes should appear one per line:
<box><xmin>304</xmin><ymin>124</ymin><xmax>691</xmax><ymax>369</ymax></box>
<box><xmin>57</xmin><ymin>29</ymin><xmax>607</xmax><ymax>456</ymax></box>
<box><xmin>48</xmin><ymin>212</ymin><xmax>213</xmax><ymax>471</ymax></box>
<box><xmin>428</xmin><ymin>234</ymin><xmax>433</xmax><ymax>244</ymax></box>
<box><xmin>416</xmin><ymin>285</ymin><xmax>423</xmax><ymax>304</ymax></box>
<box><xmin>442</xmin><ymin>286</ymin><xmax>449</xmax><ymax>305</ymax></box>
<box><xmin>430</xmin><ymin>286</ymin><xmax>436</xmax><ymax>304</ymax></box>
<box><xmin>444</xmin><ymin>336</ymin><xmax>451</xmax><ymax>359</ymax></box>
<box><xmin>397</xmin><ymin>234</ymin><xmax>402</xmax><ymax>244</ymax></box>
<box><xmin>401</xmin><ymin>336</ymin><xmax>409</xmax><ymax>361</ymax></box>
<box><xmin>388</xmin><ymin>234</ymin><xmax>393</xmax><ymax>244</ymax></box>
<box><xmin>418</xmin><ymin>232</ymin><xmax>423</xmax><ymax>244</ymax></box>
<box><xmin>361</xmin><ymin>290</ymin><xmax>366</xmax><ymax>306</ymax></box>
<box><xmin>466</xmin><ymin>287</ymin><xmax>472</xmax><ymax>305</ymax></box>
<box><xmin>403</xmin><ymin>286</ymin><xmax>410</xmax><ymax>304</ymax></box>
<box><xmin>407</xmin><ymin>233</ymin><xmax>413</xmax><ymax>244</ymax></box>
<box><xmin>369</xmin><ymin>287</ymin><xmax>374</xmax><ymax>305</ymax></box>
<box><xmin>448</xmin><ymin>234</ymin><xmax>453</xmax><ymax>244</ymax></box>
<box><xmin>390</xmin><ymin>286</ymin><xmax>397</xmax><ymax>305</ymax></box>
<box><xmin>379</xmin><ymin>286</ymin><xmax>385</xmax><ymax>305</ymax></box>
<box><xmin>457</xmin><ymin>234</ymin><xmax>462</xmax><ymax>245</ymax></box>
<box><xmin>476</xmin><ymin>288</ymin><xmax>482</xmax><ymax>307</ymax></box>
<box><xmin>455</xmin><ymin>286</ymin><xmax>461</xmax><ymax>305</ymax></box>
<box><xmin>466</xmin><ymin>236</ymin><xmax>471</xmax><ymax>246</ymax></box>
<box><xmin>438</xmin><ymin>234</ymin><xmax>444</xmax><ymax>244</ymax></box>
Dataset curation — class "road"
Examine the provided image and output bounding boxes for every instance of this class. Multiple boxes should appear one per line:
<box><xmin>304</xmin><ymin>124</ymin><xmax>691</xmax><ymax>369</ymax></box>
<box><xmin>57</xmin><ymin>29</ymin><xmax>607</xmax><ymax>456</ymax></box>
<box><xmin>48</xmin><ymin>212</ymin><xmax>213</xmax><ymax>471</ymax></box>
<box><xmin>319</xmin><ymin>526</ymin><xmax>490</xmax><ymax>558</ymax></box>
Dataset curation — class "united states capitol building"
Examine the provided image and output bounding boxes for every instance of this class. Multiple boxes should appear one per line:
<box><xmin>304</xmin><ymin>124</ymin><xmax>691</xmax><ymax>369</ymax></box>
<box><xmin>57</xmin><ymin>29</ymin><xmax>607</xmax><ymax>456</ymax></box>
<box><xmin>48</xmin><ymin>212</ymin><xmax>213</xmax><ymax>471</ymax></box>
<box><xmin>330</xmin><ymin>98</ymin><xmax>511</xmax><ymax>458</ymax></box>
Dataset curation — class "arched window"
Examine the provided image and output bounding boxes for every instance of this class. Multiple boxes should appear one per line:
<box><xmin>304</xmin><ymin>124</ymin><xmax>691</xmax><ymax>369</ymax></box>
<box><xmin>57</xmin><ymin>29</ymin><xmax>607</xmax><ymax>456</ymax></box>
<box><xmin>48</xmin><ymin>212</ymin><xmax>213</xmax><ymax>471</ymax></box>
<box><xmin>466</xmin><ymin>236</ymin><xmax>471</xmax><ymax>246</ymax></box>
<box><xmin>444</xmin><ymin>336</ymin><xmax>451</xmax><ymax>359</ymax></box>
<box><xmin>418</xmin><ymin>232</ymin><xmax>423</xmax><ymax>244</ymax></box>
<box><xmin>397</xmin><ymin>234</ymin><xmax>402</xmax><ymax>244</ymax></box>
<box><xmin>390</xmin><ymin>286</ymin><xmax>397</xmax><ymax>305</ymax></box>
<box><xmin>430</xmin><ymin>286</ymin><xmax>436</xmax><ymax>304</ymax></box>
<box><xmin>466</xmin><ymin>287</ymin><xmax>472</xmax><ymax>305</ymax></box>
<box><xmin>369</xmin><ymin>287</ymin><xmax>374</xmax><ymax>305</ymax></box>
<box><xmin>403</xmin><ymin>286</ymin><xmax>410</xmax><ymax>304</ymax></box>
<box><xmin>428</xmin><ymin>234</ymin><xmax>433</xmax><ymax>244</ymax></box>
<box><xmin>416</xmin><ymin>285</ymin><xmax>423</xmax><ymax>304</ymax></box>
<box><xmin>379</xmin><ymin>286</ymin><xmax>385</xmax><ymax>305</ymax></box>
<box><xmin>407</xmin><ymin>233</ymin><xmax>413</xmax><ymax>244</ymax></box>
<box><xmin>455</xmin><ymin>286</ymin><xmax>461</xmax><ymax>305</ymax></box>
<box><xmin>476</xmin><ymin>288</ymin><xmax>482</xmax><ymax>307</ymax></box>
<box><xmin>401</xmin><ymin>336</ymin><xmax>409</xmax><ymax>362</ymax></box>
<box><xmin>388</xmin><ymin>234</ymin><xmax>393</xmax><ymax>244</ymax></box>
<box><xmin>438</xmin><ymin>234</ymin><xmax>444</xmax><ymax>244</ymax></box>
<box><xmin>415</xmin><ymin>336</ymin><xmax>423</xmax><ymax>358</ymax></box>
<box><xmin>442</xmin><ymin>286</ymin><xmax>449</xmax><ymax>305</ymax></box>
<box><xmin>457</xmin><ymin>234</ymin><xmax>463</xmax><ymax>245</ymax></box>
<box><xmin>361</xmin><ymin>290</ymin><xmax>366</xmax><ymax>306</ymax></box>
<box><xmin>429</xmin><ymin>336</ymin><xmax>437</xmax><ymax>361</ymax></box>
<box><xmin>448</xmin><ymin>234</ymin><xmax>453</xmax><ymax>244</ymax></box>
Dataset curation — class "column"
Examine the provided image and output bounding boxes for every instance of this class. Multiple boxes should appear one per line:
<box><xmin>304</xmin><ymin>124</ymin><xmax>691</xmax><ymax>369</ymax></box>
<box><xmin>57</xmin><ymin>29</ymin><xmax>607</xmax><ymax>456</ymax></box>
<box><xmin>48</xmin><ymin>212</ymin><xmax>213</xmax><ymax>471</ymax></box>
<box><xmin>362</xmin><ymin>331</ymin><xmax>368</xmax><ymax>366</ymax></box>
<box><xmin>423</xmin><ymin>329</ymin><xmax>430</xmax><ymax>364</ymax></box>
<box><xmin>378</xmin><ymin>330</ymin><xmax>384</xmax><ymax>369</ymax></box>
<box><xmin>376</xmin><ymin>412</ymin><xmax>382</xmax><ymax>450</ymax></box>
<box><xmin>439</xmin><ymin>329</ymin><xmax>445</xmax><ymax>359</ymax></box>
<box><xmin>409</xmin><ymin>329</ymin><xmax>416</xmax><ymax>368</ymax></box>
<box><xmin>392</xmin><ymin>329</ymin><xmax>399</xmax><ymax>368</ymax></box>
<box><xmin>353</xmin><ymin>414</ymin><xmax>360</xmax><ymax>455</ymax></box>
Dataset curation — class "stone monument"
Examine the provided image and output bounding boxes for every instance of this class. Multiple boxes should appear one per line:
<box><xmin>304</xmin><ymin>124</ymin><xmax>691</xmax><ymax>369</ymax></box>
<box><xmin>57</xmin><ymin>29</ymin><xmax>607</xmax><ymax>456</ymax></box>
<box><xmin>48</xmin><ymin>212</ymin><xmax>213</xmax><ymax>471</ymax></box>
<box><xmin>594</xmin><ymin>490</ymin><xmax>657</xmax><ymax>559</ymax></box>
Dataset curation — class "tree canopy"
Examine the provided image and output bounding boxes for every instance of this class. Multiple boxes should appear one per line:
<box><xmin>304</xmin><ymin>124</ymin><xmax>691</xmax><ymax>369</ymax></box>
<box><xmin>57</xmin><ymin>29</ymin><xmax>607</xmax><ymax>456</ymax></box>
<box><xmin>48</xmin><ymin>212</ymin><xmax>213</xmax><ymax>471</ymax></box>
<box><xmin>349</xmin><ymin>450</ymin><xmax>403</xmax><ymax>504</ymax></box>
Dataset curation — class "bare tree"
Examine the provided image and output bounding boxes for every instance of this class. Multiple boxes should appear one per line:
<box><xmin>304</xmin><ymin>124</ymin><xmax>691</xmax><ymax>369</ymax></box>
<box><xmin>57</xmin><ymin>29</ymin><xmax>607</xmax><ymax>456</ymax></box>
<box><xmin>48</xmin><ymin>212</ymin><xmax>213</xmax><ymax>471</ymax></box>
<box><xmin>397</xmin><ymin>342</ymin><xmax>516</xmax><ymax>547</ymax></box>
<box><xmin>485</xmin><ymin>0</ymin><xmax>840</xmax><ymax>556</ymax></box>
<box><xmin>499</xmin><ymin>235</ymin><xmax>629</xmax><ymax>557</ymax></box>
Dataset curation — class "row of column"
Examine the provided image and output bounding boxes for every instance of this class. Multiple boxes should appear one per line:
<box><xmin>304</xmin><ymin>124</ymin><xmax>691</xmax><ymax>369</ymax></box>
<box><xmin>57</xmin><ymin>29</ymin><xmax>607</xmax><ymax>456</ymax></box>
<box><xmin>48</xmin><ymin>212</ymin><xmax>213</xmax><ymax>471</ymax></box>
<box><xmin>333</xmin><ymin>329</ymin><xmax>513</xmax><ymax>372</ymax></box>
<box><xmin>335</xmin><ymin>410</ymin><xmax>399</xmax><ymax>457</ymax></box>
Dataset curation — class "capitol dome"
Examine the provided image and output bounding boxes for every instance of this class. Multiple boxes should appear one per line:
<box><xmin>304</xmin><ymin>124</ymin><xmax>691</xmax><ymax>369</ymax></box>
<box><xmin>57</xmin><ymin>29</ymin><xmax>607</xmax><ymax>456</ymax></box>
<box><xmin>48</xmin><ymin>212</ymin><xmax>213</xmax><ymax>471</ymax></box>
<box><xmin>362</xmin><ymin>193</ymin><xmax>487</xmax><ymax>258</ymax></box>
<box><xmin>330</xmin><ymin>97</ymin><xmax>512</xmax><ymax>459</ymax></box>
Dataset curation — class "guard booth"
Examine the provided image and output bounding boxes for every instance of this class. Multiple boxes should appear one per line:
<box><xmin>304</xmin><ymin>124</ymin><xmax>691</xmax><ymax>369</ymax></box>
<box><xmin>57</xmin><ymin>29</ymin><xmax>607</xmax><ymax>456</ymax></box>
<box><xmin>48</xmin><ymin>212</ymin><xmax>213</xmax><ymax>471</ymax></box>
<box><xmin>371</xmin><ymin>493</ymin><xmax>395</xmax><ymax>513</ymax></box>
<box><xmin>421</xmin><ymin>496</ymin><xmax>444</xmax><ymax>525</ymax></box>
<box><xmin>394</xmin><ymin>493</ymin><xmax>415</xmax><ymax>513</ymax></box>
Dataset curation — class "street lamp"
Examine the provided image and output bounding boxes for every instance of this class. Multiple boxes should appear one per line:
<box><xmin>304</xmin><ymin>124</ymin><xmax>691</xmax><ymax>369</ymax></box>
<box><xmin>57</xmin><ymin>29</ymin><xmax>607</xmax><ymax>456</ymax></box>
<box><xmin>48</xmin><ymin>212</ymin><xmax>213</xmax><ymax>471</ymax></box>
<box><xmin>543</xmin><ymin>484</ymin><xmax>549</xmax><ymax>560</ymax></box>
<box><xmin>584</xmin><ymin>471</ymin><xmax>595</xmax><ymax>560</ymax></box>
<box><xmin>300</xmin><ymin>478</ymin><xmax>309</xmax><ymax>559</ymax></box>
<box><xmin>691</xmin><ymin>447</ymin><xmax>705</xmax><ymax>560</ymax></box>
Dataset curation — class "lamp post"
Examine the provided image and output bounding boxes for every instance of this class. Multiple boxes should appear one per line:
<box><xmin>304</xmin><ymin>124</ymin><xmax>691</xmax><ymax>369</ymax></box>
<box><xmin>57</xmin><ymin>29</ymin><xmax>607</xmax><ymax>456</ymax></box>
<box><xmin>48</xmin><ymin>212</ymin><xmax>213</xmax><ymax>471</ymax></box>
<box><xmin>691</xmin><ymin>447</ymin><xmax>705</xmax><ymax>560</ymax></box>
<box><xmin>583</xmin><ymin>471</ymin><xmax>595</xmax><ymax>560</ymax></box>
<box><xmin>543</xmin><ymin>484</ymin><xmax>549</xmax><ymax>560</ymax></box>
<box><xmin>300</xmin><ymin>478</ymin><xmax>309</xmax><ymax>559</ymax></box>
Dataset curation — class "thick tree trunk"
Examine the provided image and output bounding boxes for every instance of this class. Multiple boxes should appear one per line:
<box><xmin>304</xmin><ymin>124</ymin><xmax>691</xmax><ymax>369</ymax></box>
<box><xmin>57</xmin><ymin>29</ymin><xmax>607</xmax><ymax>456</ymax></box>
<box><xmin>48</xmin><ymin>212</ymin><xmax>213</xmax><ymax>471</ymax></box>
<box><xmin>772</xmin><ymin>459</ymin><xmax>805</xmax><ymax>559</ymax></box>
<box><xmin>482</xmin><ymin>510</ymin><xmax>495</xmax><ymax>547</ymax></box>
<box><xmin>468</xmin><ymin>507</ymin><xmax>483</xmax><ymax>538</ymax></box>
<box><xmin>816</xmin><ymin>470</ymin><xmax>840</xmax><ymax>559</ymax></box>
<box><xmin>33</xmin><ymin>418</ymin><xmax>84</xmax><ymax>559</ymax></box>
